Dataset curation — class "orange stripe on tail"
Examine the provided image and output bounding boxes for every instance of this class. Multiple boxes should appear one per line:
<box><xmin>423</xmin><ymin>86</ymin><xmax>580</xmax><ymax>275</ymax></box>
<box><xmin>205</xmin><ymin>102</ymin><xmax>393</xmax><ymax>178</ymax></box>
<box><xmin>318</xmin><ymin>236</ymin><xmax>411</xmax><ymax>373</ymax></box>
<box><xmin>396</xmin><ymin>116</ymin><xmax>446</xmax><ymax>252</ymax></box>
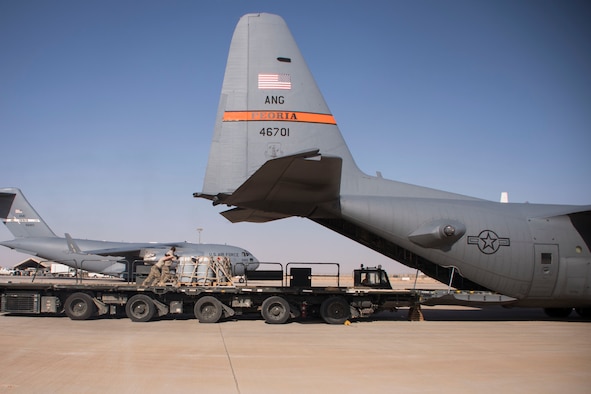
<box><xmin>223</xmin><ymin>111</ymin><xmax>336</xmax><ymax>125</ymax></box>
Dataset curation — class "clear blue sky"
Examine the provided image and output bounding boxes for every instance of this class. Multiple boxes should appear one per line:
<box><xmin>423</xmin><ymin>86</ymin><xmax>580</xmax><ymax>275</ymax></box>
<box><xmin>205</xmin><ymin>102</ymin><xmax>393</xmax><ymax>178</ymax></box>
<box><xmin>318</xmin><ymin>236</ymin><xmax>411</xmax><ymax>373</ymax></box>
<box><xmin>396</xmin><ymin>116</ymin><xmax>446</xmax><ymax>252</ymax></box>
<box><xmin>1</xmin><ymin>1</ymin><xmax>590</xmax><ymax>273</ymax></box>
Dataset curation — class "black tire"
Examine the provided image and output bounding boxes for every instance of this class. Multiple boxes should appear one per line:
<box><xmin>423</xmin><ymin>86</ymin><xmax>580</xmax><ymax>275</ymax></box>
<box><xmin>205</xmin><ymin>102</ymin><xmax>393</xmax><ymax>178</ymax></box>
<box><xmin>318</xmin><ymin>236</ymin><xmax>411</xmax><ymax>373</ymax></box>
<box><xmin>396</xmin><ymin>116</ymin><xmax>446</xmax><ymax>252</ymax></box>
<box><xmin>320</xmin><ymin>296</ymin><xmax>350</xmax><ymax>325</ymax></box>
<box><xmin>261</xmin><ymin>296</ymin><xmax>290</xmax><ymax>324</ymax></box>
<box><xmin>543</xmin><ymin>307</ymin><xmax>572</xmax><ymax>318</ymax></box>
<box><xmin>194</xmin><ymin>296</ymin><xmax>223</xmax><ymax>323</ymax></box>
<box><xmin>64</xmin><ymin>292</ymin><xmax>97</xmax><ymax>320</ymax></box>
<box><xmin>575</xmin><ymin>307</ymin><xmax>591</xmax><ymax>318</ymax></box>
<box><xmin>126</xmin><ymin>294</ymin><xmax>156</xmax><ymax>322</ymax></box>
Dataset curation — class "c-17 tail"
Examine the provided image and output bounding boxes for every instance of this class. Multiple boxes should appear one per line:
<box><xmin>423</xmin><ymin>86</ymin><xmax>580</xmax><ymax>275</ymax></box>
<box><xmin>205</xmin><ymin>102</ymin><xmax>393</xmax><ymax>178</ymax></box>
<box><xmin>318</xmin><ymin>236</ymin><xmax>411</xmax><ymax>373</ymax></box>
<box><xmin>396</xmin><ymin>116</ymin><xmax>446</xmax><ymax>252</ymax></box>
<box><xmin>0</xmin><ymin>188</ymin><xmax>57</xmax><ymax>238</ymax></box>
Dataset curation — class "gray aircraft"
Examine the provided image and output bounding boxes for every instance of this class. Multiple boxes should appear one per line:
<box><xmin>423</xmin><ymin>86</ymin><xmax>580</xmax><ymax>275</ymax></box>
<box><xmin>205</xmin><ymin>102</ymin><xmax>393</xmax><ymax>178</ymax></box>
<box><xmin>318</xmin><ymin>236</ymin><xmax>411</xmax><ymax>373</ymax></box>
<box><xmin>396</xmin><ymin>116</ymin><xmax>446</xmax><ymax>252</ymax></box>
<box><xmin>0</xmin><ymin>188</ymin><xmax>259</xmax><ymax>276</ymax></box>
<box><xmin>195</xmin><ymin>13</ymin><xmax>591</xmax><ymax>317</ymax></box>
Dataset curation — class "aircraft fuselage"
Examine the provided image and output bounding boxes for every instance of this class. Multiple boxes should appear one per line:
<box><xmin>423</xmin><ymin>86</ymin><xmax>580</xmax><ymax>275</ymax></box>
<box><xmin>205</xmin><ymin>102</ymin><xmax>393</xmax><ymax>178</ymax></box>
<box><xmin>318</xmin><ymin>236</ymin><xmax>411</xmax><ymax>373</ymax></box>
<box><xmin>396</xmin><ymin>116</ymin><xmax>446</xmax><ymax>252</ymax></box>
<box><xmin>0</xmin><ymin>237</ymin><xmax>259</xmax><ymax>275</ymax></box>
<box><xmin>318</xmin><ymin>188</ymin><xmax>590</xmax><ymax>307</ymax></box>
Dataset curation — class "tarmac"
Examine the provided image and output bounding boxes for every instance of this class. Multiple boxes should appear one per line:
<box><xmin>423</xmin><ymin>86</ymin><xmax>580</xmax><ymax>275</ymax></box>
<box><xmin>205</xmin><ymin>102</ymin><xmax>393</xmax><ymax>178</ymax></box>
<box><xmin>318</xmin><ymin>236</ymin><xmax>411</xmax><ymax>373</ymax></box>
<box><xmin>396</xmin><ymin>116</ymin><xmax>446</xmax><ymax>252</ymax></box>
<box><xmin>0</xmin><ymin>304</ymin><xmax>590</xmax><ymax>393</ymax></box>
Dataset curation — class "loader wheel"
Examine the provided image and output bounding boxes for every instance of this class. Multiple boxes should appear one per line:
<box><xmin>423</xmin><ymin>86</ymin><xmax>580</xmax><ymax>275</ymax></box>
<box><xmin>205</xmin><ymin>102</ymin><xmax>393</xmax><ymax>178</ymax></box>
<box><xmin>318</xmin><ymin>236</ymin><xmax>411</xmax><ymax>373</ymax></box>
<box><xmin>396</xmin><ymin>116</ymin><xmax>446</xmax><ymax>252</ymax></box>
<box><xmin>64</xmin><ymin>292</ymin><xmax>97</xmax><ymax>320</ymax></box>
<box><xmin>261</xmin><ymin>296</ymin><xmax>290</xmax><ymax>324</ymax></box>
<box><xmin>194</xmin><ymin>296</ymin><xmax>223</xmax><ymax>323</ymax></box>
<box><xmin>320</xmin><ymin>296</ymin><xmax>350</xmax><ymax>325</ymax></box>
<box><xmin>126</xmin><ymin>294</ymin><xmax>156</xmax><ymax>322</ymax></box>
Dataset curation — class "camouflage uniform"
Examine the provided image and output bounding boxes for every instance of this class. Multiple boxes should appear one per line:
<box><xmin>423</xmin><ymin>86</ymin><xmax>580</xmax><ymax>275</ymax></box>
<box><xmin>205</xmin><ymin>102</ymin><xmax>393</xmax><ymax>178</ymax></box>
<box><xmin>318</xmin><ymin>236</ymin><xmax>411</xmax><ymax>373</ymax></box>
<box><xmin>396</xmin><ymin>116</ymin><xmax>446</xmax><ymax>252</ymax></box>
<box><xmin>141</xmin><ymin>257</ymin><xmax>165</xmax><ymax>287</ymax></box>
<box><xmin>158</xmin><ymin>249</ymin><xmax>178</xmax><ymax>285</ymax></box>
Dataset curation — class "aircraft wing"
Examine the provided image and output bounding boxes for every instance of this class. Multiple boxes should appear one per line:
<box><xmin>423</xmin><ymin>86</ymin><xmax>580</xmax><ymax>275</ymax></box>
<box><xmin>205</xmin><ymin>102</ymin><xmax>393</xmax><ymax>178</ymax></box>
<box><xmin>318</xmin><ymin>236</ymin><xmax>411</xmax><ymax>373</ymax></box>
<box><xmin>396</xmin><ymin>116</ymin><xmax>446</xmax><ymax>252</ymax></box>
<box><xmin>206</xmin><ymin>150</ymin><xmax>342</xmax><ymax>223</ymax></box>
<box><xmin>83</xmin><ymin>243</ymin><xmax>182</xmax><ymax>257</ymax></box>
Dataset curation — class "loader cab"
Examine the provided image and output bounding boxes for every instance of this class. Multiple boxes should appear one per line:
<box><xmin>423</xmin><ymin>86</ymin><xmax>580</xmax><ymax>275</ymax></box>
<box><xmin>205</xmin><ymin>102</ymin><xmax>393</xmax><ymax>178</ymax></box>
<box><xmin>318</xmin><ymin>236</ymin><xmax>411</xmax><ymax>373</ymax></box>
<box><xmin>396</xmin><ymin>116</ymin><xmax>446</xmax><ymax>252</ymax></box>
<box><xmin>354</xmin><ymin>265</ymin><xmax>392</xmax><ymax>289</ymax></box>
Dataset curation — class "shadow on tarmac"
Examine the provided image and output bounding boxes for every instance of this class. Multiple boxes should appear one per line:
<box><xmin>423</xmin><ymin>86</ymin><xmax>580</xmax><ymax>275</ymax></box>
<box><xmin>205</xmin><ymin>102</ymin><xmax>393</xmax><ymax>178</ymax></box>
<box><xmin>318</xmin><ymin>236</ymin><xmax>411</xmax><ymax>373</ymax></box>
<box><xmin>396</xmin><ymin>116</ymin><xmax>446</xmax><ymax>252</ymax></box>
<box><xmin>3</xmin><ymin>306</ymin><xmax>590</xmax><ymax>324</ymax></box>
<box><xmin>371</xmin><ymin>306</ymin><xmax>591</xmax><ymax>323</ymax></box>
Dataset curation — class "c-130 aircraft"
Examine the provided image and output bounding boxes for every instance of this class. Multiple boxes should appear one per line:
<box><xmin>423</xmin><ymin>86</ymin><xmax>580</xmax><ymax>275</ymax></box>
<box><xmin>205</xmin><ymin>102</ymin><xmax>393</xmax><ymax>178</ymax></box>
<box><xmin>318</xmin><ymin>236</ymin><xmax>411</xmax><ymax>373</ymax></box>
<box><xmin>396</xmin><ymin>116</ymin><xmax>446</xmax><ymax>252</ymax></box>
<box><xmin>195</xmin><ymin>13</ymin><xmax>591</xmax><ymax>317</ymax></box>
<box><xmin>0</xmin><ymin>188</ymin><xmax>259</xmax><ymax>277</ymax></box>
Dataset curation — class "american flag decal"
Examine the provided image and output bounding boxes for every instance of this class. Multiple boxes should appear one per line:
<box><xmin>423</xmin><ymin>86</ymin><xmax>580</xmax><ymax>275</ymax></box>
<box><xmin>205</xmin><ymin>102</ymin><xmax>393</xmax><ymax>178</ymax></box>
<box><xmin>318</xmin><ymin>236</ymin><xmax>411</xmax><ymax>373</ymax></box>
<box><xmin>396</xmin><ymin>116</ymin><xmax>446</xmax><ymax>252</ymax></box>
<box><xmin>258</xmin><ymin>73</ymin><xmax>291</xmax><ymax>90</ymax></box>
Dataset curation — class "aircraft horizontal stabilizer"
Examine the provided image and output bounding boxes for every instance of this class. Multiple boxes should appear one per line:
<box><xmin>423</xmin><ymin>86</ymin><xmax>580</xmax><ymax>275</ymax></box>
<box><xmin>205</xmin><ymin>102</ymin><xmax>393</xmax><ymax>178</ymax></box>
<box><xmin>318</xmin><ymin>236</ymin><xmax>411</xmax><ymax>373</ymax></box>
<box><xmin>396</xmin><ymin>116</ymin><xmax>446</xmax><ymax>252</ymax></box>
<box><xmin>212</xmin><ymin>151</ymin><xmax>342</xmax><ymax>220</ymax></box>
<box><xmin>220</xmin><ymin>207</ymin><xmax>292</xmax><ymax>223</ymax></box>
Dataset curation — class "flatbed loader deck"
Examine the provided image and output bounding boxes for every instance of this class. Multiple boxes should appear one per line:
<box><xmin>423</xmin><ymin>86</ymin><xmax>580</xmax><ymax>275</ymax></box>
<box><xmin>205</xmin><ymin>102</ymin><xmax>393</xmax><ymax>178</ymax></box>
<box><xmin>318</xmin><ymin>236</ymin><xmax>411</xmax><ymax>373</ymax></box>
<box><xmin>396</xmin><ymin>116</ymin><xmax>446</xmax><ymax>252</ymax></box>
<box><xmin>0</xmin><ymin>262</ymin><xmax>516</xmax><ymax>324</ymax></box>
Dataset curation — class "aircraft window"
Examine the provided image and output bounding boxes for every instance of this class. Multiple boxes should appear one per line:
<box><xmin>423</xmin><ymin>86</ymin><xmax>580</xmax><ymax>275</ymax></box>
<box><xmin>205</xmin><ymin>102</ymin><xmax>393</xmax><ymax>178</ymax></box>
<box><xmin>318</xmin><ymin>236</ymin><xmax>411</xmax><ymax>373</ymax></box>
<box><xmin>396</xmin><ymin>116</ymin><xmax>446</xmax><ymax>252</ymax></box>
<box><xmin>541</xmin><ymin>253</ymin><xmax>552</xmax><ymax>265</ymax></box>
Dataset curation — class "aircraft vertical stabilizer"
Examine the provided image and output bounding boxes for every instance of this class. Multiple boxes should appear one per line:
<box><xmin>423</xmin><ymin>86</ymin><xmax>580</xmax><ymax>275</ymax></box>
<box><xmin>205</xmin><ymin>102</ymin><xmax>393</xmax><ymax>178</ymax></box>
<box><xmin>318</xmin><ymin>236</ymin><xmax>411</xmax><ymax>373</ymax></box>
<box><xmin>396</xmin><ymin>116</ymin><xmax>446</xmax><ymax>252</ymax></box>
<box><xmin>0</xmin><ymin>188</ymin><xmax>57</xmax><ymax>238</ymax></box>
<box><xmin>201</xmin><ymin>13</ymin><xmax>360</xmax><ymax>200</ymax></box>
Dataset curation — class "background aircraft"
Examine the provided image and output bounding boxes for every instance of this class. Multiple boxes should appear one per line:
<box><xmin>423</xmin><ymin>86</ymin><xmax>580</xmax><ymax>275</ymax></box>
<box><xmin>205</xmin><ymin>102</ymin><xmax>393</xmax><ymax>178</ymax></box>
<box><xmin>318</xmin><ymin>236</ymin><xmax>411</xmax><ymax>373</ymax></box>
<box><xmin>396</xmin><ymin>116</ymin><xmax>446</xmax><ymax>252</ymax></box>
<box><xmin>196</xmin><ymin>13</ymin><xmax>590</xmax><ymax>316</ymax></box>
<box><xmin>0</xmin><ymin>188</ymin><xmax>259</xmax><ymax>276</ymax></box>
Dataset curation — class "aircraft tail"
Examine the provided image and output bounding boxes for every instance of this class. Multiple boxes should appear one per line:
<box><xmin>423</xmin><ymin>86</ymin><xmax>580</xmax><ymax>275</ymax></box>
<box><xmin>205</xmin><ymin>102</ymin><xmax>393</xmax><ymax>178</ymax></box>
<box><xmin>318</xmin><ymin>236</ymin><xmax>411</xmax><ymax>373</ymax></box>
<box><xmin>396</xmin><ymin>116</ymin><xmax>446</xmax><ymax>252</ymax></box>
<box><xmin>197</xmin><ymin>14</ymin><xmax>470</xmax><ymax>222</ymax></box>
<box><xmin>199</xmin><ymin>13</ymin><xmax>368</xmax><ymax>221</ymax></box>
<box><xmin>0</xmin><ymin>188</ymin><xmax>57</xmax><ymax>238</ymax></box>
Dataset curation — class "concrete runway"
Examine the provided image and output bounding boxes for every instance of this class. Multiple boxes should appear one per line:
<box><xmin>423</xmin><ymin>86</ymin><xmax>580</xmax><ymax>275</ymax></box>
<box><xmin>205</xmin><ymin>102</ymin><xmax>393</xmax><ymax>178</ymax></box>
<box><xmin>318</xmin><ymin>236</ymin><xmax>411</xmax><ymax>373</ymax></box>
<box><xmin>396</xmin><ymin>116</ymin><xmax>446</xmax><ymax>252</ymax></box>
<box><xmin>0</xmin><ymin>306</ymin><xmax>589</xmax><ymax>393</ymax></box>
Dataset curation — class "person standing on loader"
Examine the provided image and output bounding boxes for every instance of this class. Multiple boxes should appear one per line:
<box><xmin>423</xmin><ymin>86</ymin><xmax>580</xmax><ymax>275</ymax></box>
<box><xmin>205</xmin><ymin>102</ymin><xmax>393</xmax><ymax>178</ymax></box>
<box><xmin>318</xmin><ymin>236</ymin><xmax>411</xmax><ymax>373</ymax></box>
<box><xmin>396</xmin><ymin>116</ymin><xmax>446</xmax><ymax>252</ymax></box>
<box><xmin>142</xmin><ymin>247</ymin><xmax>177</xmax><ymax>286</ymax></box>
<box><xmin>158</xmin><ymin>247</ymin><xmax>178</xmax><ymax>285</ymax></box>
